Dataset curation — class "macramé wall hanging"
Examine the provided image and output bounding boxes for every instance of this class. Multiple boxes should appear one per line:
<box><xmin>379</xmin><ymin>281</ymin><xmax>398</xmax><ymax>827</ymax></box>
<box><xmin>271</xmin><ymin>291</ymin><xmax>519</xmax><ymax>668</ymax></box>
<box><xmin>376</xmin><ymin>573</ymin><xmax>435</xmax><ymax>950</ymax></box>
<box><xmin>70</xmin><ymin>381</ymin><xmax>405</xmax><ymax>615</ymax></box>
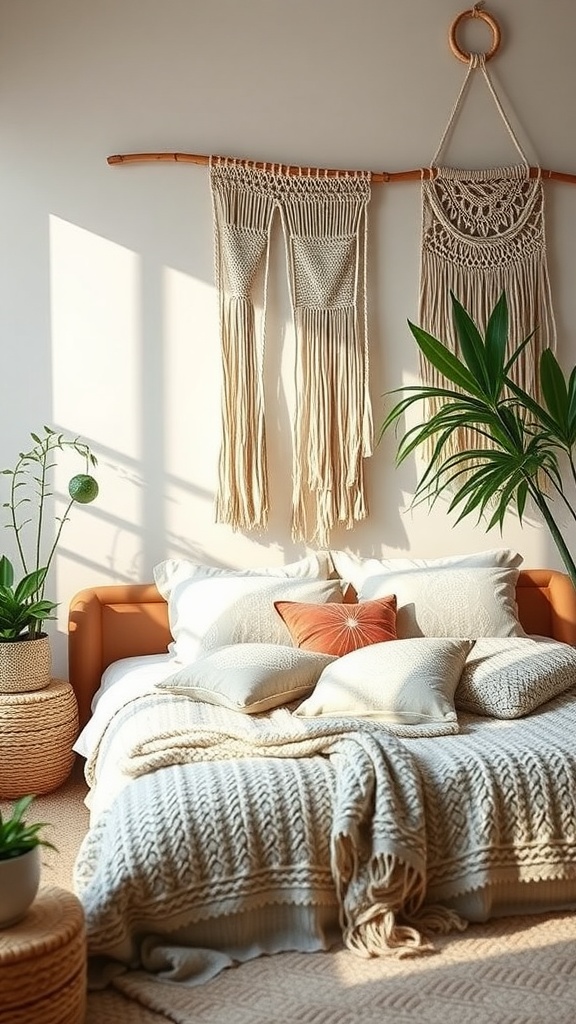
<box><xmin>210</xmin><ymin>159</ymin><xmax>372</xmax><ymax>545</ymax></box>
<box><xmin>107</xmin><ymin>3</ymin><xmax>576</xmax><ymax>542</ymax></box>
<box><xmin>419</xmin><ymin>6</ymin><xmax>557</xmax><ymax>458</ymax></box>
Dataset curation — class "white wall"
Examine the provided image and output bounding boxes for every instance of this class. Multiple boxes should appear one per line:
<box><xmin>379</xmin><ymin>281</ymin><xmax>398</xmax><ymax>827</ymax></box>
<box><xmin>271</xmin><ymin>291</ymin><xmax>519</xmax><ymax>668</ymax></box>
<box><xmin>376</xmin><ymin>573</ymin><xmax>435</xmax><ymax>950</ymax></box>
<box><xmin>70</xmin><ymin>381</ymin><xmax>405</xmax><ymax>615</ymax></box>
<box><xmin>1</xmin><ymin>0</ymin><xmax>576</xmax><ymax>676</ymax></box>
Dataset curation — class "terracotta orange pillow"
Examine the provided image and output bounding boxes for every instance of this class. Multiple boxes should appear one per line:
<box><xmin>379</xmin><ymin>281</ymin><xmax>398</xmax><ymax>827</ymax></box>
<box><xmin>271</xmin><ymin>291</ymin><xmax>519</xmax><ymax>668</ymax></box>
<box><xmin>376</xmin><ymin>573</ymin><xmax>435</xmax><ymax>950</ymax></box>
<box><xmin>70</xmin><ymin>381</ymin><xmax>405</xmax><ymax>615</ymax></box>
<box><xmin>274</xmin><ymin>595</ymin><xmax>397</xmax><ymax>656</ymax></box>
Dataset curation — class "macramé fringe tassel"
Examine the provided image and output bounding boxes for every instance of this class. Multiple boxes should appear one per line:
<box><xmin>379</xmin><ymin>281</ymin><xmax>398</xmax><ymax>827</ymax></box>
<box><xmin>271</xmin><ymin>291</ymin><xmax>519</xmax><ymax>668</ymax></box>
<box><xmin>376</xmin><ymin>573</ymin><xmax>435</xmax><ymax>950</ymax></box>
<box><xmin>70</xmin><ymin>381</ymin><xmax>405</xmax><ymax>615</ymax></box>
<box><xmin>419</xmin><ymin>251</ymin><xmax>556</xmax><ymax>462</ymax></box>
<box><xmin>291</xmin><ymin>307</ymin><xmax>371</xmax><ymax>546</ymax></box>
<box><xmin>215</xmin><ymin>296</ymin><xmax>268</xmax><ymax>529</ymax></box>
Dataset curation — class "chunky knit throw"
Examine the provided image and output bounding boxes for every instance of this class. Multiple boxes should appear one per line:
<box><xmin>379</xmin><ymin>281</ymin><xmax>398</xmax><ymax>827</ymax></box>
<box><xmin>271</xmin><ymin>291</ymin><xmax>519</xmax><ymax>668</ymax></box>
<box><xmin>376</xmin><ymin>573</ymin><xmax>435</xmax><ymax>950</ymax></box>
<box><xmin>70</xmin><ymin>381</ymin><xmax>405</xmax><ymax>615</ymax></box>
<box><xmin>75</xmin><ymin>687</ymin><xmax>576</xmax><ymax>989</ymax></box>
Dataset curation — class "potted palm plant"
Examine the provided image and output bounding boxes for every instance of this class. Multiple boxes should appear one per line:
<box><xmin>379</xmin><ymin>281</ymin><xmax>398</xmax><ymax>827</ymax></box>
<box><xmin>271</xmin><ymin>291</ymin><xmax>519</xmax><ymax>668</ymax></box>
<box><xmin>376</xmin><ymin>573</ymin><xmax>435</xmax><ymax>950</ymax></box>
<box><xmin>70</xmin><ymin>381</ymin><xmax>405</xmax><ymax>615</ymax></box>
<box><xmin>380</xmin><ymin>291</ymin><xmax>576</xmax><ymax>591</ymax></box>
<box><xmin>0</xmin><ymin>794</ymin><xmax>56</xmax><ymax>927</ymax></box>
<box><xmin>0</xmin><ymin>426</ymin><xmax>99</xmax><ymax>693</ymax></box>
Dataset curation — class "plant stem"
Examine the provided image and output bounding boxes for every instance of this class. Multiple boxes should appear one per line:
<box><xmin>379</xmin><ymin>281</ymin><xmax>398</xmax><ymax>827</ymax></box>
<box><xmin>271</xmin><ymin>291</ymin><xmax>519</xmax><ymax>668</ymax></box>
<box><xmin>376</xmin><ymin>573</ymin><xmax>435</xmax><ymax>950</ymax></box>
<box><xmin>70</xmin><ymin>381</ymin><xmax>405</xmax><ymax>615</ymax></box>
<box><xmin>39</xmin><ymin>498</ymin><xmax>74</xmax><ymax>604</ymax></box>
<box><xmin>529</xmin><ymin>486</ymin><xmax>576</xmax><ymax>591</ymax></box>
<box><xmin>34</xmin><ymin>438</ymin><xmax>49</xmax><ymax>579</ymax></box>
<box><xmin>10</xmin><ymin>457</ymin><xmax>28</xmax><ymax>575</ymax></box>
<box><xmin>542</xmin><ymin>471</ymin><xmax>576</xmax><ymax>525</ymax></box>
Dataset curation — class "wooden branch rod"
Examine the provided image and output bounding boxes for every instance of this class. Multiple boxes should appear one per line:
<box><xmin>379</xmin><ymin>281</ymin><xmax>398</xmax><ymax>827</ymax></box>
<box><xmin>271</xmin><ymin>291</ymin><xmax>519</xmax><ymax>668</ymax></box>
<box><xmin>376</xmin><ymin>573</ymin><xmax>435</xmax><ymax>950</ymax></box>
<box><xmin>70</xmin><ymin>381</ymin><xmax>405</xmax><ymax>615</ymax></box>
<box><xmin>106</xmin><ymin>152</ymin><xmax>576</xmax><ymax>185</ymax></box>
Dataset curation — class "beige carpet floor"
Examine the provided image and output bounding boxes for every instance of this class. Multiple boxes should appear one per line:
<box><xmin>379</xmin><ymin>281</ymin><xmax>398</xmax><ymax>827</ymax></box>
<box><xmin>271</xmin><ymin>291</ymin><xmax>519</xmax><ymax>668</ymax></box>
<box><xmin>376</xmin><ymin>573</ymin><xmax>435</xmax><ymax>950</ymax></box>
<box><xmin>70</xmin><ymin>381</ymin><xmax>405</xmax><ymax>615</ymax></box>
<box><xmin>3</xmin><ymin>759</ymin><xmax>576</xmax><ymax>1023</ymax></box>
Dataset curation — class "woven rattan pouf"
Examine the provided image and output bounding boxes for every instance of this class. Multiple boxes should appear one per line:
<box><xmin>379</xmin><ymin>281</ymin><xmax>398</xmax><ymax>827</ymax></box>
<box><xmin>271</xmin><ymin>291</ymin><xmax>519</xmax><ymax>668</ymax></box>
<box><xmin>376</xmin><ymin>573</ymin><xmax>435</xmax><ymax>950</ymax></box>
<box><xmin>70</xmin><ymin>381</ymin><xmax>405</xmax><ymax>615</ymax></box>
<box><xmin>0</xmin><ymin>680</ymin><xmax>79</xmax><ymax>799</ymax></box>
<box><xmin>0</xmin><ymin>886</ymin><xmax>86</xmax><ymax>1024</ymax></box>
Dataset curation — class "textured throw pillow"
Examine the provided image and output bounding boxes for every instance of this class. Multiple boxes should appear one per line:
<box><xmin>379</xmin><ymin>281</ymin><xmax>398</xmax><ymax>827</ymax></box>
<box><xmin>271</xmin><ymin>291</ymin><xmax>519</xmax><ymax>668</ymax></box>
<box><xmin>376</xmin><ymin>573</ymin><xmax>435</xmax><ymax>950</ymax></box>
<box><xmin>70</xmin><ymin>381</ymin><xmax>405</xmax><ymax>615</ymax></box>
<box><xmin>156</xmin><ymin>643</ymin><xmax>336</xmax><ymax>714</ymax></box>
<box><xmin>456</xmin><ymin>636</ymin><xmax>576</xmax><ymax>719</ymax></box>
<box><xmin>274</xmin><ymin>595</ymin><xmax>397</xmax><ymax>656</ymax></box>
<box><xmin>359</xmin><ymin>566</ymin><xmax>524</xmax><ymax>640</ymax></box>
<box><xmin>330</xmin><ymin>548</ymin><xmax>522</xmax><ymax>592</ymax></box>
<box><xmin>165</xmin><ymin>575</ymin><xmax>344</xmax><ymax>664</ymax></box>
<box><xmin>295</xmin><ymin>638</ymin><xmax>472</xmax><ymax>736</ymax></box>
<box><xmin>154</xmin><ymin>552</ymin><xmax>331</xmax><ymax>599</ymax></box>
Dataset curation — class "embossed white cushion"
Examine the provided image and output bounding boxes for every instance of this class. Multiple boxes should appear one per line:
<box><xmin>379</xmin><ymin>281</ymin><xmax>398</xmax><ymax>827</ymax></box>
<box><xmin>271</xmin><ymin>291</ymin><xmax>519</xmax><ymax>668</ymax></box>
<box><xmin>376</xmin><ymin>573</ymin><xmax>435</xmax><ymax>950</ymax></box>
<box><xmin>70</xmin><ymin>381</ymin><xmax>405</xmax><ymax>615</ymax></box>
<box><xmin>295</xmin><ymin>638</ymin><xmax>473</xmax><ymax>736</ymax></box>
<box><xmin>360</xmin><ymin>566</ymin><xmax>524</xmax><ymax>639</ymax></box>
<box><xmin>154</xmin><ymin>552</ymin><xmax>331</xmax><ymax>599</ymax></box>
<box><xmin>156</xmin><ymin>643</ymin><xmax>336</xmax><ymax>714</ymax></box>
<box><xmin>456</xmin><ymin>636</ymin><xmax>576</xmax><ymax>718</ymax></box>
<box><xmin>330</xmin><ymin>548</ymin><xmax>522</xmax><ymax>592</ymax></box>
<box><xmin>164</xmin><ymin>575</ymin><xmax>344</xmax><ymax>664</ymax></box>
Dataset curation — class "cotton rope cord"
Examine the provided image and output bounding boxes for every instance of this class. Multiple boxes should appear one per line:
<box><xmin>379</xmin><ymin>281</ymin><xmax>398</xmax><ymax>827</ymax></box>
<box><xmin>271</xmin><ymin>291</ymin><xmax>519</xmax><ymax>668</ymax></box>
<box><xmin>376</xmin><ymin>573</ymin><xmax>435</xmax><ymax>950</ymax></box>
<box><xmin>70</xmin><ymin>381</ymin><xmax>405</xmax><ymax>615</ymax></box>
<box><xmin>209</xmin><ymin>160</ymin><xmax>373</xmax><ymax>543</ymax></box>
<box><xmin>430</xmin><ymin>55</ymin><xmax>531</xmax><ymax>172</ymax></box>
<box><xmin>419</xmin><ymin>54</ymin><xmax>557</xmax><ymax>461</ymax></box>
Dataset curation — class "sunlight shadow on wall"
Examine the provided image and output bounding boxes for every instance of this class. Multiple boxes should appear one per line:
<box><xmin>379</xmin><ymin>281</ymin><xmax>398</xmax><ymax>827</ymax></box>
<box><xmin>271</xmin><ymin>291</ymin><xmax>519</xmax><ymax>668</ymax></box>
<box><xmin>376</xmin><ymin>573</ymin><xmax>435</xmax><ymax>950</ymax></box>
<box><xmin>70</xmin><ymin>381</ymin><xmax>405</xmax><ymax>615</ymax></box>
<box><xmin>49</xmin><ymin>215</ymin><xmax>144</xmax><ymax>597</ymax></box>
<box><xmin>49</xmin><ymin>215</ymin><xmax>142</xmax><ymax>454</ymax></box>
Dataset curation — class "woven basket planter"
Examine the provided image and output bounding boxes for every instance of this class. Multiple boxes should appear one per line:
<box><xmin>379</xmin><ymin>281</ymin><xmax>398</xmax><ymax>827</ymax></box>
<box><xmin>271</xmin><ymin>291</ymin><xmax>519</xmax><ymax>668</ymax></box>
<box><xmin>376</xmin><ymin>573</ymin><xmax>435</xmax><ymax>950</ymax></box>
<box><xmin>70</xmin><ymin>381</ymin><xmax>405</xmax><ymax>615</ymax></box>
<box><xmin>0</xmin><ymin>635</ymin><xmax>51</xmax><ymax>694</ymax></box>
<box><xmin>0</xmin><ymin>887</ymin><xmax>86</xmax><ymax>1024</ymax></box>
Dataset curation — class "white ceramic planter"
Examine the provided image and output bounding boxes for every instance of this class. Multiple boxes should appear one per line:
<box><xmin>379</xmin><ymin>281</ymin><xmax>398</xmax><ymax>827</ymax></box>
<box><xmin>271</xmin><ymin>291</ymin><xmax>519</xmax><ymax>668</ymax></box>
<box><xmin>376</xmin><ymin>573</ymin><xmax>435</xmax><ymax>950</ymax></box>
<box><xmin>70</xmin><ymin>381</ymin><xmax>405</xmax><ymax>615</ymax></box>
<box><xmin>0</xmin><ymin>845</ymin><xmax>41</xmax><ymax>927</ymax></box>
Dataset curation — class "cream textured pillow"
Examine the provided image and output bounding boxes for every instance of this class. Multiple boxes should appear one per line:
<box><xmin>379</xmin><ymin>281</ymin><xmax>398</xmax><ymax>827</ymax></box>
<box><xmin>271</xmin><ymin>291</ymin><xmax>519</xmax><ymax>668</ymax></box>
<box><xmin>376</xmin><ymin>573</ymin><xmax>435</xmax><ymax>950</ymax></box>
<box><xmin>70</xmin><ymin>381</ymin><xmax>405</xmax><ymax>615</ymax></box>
<box><xmin>165</xmin><ymin>576</ymin><xmax>344</xmax><ymax>664</ymax></box>
<box><xmin>154</xmin><ymin>552</ymin><xmax>331</xmax><ymax>598</ymax></box>
<box><xmin>456</xmin><ymin>636</ymin><xmax>576</xmax><ymax>719</ymax></box>
<box><xmin>330</xmin><ymin>548</ymin><xmax>522</xmax><ymax>592</ymax></box>
<box><xmin>360</xmin><ymin>566</ymin><xmax>524</xmax><ymax>639</ymax></box>
<box><xmin>295</xmin><ymin>638</ymin><xmax>473</xmax><ymax>736</ymax></box>
<box><xmin>156</xmin><ymin>643</ymin><xmax>336</xmax><ymax>714</ymax></box>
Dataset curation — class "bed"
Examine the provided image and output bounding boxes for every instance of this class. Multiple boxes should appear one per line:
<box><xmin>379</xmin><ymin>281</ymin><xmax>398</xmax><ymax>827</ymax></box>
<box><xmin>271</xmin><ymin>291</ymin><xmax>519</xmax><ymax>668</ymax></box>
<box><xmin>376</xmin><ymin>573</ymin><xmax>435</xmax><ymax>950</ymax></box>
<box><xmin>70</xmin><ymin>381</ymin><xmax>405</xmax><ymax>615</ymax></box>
<box><xmin>68</xmin><ymin>551</ymin><xmax>576</xmax><ymax>990</ymax></box>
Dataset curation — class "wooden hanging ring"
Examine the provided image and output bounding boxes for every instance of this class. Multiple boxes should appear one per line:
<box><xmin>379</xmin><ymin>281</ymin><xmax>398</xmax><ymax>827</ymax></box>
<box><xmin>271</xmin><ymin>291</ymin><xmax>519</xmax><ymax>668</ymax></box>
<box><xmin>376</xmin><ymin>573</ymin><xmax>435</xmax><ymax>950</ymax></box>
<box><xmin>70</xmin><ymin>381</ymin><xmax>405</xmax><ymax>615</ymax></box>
<box><xmin>449</xmin><ymin>6</ymin><xmax>501</xmax><ymax>63</ymax></box>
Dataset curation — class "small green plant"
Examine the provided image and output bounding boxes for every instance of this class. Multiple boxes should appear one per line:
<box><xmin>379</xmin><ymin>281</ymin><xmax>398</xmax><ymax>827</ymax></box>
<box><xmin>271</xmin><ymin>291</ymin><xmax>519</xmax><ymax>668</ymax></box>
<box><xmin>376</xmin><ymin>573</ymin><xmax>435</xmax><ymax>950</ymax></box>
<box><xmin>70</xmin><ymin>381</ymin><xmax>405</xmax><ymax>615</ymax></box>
<box><xmin>0</xmin><ymin>557</ymin><xmax>55</xmax><ymax>640</ymax></box>
<box><xmin>0</xmin><ymin>426</ymin><xmax>99</xmax><ymax>640</ymax></box>
<box><xmin>380</xmin><ymin>291</ymin><xmax>576</xmax><ymax>591</ymax></box>
<box><xmin>0</xmin><ymin>795</ymin><xmax>56</xmax><ymax>861</ymax></box>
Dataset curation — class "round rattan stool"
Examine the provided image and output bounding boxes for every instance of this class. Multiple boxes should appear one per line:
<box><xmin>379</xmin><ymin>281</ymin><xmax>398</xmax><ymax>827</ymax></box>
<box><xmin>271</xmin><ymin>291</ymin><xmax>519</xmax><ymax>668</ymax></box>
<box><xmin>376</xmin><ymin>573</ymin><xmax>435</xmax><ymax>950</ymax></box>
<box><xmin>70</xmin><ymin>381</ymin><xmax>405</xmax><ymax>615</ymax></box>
<box><xmin>0</xmin><ymin>679</ymin><xmax>79</xmax><ymax>799</ymax></box>
<box><xmin>0</xmin><ymin>886</ymin><xmax>86</xmax><ymax>1024</ymax></box>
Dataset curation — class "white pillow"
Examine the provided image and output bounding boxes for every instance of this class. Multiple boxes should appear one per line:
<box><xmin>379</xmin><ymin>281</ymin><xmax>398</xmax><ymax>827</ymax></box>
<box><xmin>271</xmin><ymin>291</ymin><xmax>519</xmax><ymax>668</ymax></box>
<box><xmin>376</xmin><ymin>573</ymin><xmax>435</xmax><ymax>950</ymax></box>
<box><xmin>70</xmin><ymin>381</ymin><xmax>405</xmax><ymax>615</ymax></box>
<box><xmin>359</xmin><ymin>566</ymin><xmax>524</xmax><ymax>639</ymax></box>
<box><xmin>154</xmin><ymin>552</ymin><xmax>331</xmax><ymax>599</ymax></box>
<box><xmin>295</xmin><ymin>638</ymin><xmax>473</xmax><ymax>736</ymax></box>
<box><xmin>156</xmin><ymin>643</ymin><xmax>336</xmax><ymax>714</ymax></box>
<box><xmin>166</xmin><ymin>575</ymin><xmax>344</xmax><ymax>664</ymax></box>
<box><xmin>456</xmin><ymin>636</ymin><xmax>576</xmax><ymax>719</ymax></box>
<box><xmin>330</xmin><ymin>548</ymin><xmax>522</xmax><ymax>592</ymax></box>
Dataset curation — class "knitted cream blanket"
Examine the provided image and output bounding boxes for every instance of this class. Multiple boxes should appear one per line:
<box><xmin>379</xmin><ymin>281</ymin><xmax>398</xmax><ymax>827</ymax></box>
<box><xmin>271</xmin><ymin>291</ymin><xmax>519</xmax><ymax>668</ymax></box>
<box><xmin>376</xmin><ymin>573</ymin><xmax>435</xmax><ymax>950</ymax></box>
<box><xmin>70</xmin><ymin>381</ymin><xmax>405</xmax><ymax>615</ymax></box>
<box><xmin>76</xmin><ymin>690</ymin><xmax>576</xmax><ymax>975</ymax></box>
<box><xmin>78</xmin><ymin>694</ymin><xmax>452</xmax><ymax>962</ymax></box>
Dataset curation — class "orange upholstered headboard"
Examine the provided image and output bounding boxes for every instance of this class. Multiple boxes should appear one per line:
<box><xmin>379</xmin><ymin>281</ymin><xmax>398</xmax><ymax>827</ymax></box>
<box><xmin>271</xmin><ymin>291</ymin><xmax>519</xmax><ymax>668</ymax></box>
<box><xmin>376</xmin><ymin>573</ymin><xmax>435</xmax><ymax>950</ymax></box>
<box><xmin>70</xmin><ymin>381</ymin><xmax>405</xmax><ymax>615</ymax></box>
<box><xmin>68</xmin><ymin>569</ymin><xmax>576</xmax><ymax>729</ymax></box>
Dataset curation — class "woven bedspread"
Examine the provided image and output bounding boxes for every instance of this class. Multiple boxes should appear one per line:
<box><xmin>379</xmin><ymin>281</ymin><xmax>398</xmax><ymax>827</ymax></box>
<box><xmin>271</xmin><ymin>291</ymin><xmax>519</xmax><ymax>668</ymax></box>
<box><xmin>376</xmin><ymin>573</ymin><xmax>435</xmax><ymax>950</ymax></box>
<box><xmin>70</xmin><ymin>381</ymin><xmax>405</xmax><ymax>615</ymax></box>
<box><xmin>75</xmin><ymin>689</ymin><xmax>576</xmax><ymax>978</ymax></box>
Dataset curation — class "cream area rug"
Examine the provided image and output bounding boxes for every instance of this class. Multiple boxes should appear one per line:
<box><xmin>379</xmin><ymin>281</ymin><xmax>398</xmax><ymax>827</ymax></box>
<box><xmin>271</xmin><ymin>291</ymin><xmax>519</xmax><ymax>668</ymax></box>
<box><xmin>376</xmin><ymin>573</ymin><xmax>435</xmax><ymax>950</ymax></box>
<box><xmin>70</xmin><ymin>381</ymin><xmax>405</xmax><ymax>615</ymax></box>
<box><xmin>4</xmin><ymin>758</ymin><xmax>576</xmax><ymax>1024</ymax></box>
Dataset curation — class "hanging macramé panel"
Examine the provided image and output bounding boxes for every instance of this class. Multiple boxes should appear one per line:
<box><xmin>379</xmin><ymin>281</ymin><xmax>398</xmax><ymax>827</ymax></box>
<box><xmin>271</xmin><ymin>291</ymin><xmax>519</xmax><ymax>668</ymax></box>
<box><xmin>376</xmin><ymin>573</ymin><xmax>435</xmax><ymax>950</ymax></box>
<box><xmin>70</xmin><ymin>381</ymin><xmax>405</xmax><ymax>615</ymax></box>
<box><xmin>419</xmin><ymin>57</ymin><xmax>557</xmax><ymax>458</ymax></box>
<box><xmin>276</xmin><ymin>170</ymin><xmax>373</xmax><ymax>544</ymax></box>
<box><xmin>210</xmin><ymin>160</ymin><xmax>277</xmax><ymax>530</ymax></box>
<box><xmin>210</xmin><ymin>160</ymin><xmax>373</xmax><ymax>544</ymax></box>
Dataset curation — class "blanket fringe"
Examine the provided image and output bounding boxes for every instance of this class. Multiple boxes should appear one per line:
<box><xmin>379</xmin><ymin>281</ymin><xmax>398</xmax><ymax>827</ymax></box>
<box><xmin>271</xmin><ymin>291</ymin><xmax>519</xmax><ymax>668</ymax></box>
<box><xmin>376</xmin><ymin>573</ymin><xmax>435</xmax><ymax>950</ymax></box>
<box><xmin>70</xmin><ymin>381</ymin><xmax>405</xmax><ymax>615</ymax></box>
<box><xmin>333</xmin><ymin>840</ymin><xmax>434</xmax><ymax>959</ymax></box>
<box><xmin>407</xmin><ymin>903</ymin><xmax>469</xmax><ymax>937</ymax></box>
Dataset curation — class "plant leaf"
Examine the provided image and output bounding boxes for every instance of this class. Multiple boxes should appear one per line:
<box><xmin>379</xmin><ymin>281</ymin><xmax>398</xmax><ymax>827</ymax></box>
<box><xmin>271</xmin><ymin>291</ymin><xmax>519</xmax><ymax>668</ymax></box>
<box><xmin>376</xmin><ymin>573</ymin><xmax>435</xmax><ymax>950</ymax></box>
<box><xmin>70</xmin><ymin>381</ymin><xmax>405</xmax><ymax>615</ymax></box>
<box><xmin>407</xmin><ymin>320</ymin><xmax>485</xmax><ymax>397</ymax></box>
<box><xmin>450</xmin><ymin>291</ymin><xmax>492</xmax><ymax>393</ymax></box>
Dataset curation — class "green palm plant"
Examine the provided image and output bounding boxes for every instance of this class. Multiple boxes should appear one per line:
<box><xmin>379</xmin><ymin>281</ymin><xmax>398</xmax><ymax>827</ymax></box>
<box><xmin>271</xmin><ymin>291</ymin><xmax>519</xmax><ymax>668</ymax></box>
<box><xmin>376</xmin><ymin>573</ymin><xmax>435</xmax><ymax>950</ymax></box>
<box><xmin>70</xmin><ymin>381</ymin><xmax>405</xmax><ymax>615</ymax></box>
<box><xmin>379</xmin><ymin>290</ymin><xmax>576</xmax><ymax>591</ymax></box>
